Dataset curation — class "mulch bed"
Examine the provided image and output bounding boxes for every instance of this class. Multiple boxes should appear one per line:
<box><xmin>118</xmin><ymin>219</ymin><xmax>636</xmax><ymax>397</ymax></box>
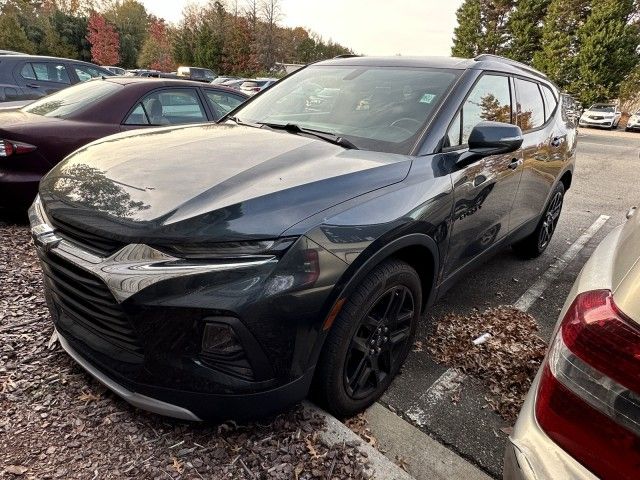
<box><xmin>427</xmin><ymin>306</ymin><xmax>547</xmax><ymax>421</ymax></box>
<box><xmin>0</xmin><ymin>224</ymin><xmax>370</xmax><ymax>479</ymax></box>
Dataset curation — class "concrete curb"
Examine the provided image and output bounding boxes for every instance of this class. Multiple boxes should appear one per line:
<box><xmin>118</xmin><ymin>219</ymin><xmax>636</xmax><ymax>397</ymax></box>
<box><xmin>364</xmin><ymin>402</ymin><xmax>493</xmax><ymax>480</ymax></box>
<box><xmin>304</xmin><ymin>401</ymin><xmax>415</xmax><ymax>480</ymax></box>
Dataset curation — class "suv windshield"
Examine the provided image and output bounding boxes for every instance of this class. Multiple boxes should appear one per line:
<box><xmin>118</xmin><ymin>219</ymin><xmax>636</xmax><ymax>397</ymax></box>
<box><xmin>233</xmin><ymin>65</ymin><xmax>459</xmax><ymax>154</ymax></box>
<box><xmin>23</xmin><ymin>80</ymin><xmax>121</xmax><ymax>118</ymax></box>
<box><xmin>590</xmin><ymin>105</ymin><xmax>615</xmax><ymax>112</ymax></box>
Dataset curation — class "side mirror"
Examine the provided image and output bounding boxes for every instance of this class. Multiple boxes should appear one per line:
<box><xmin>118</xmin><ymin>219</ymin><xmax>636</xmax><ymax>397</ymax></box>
<box><xmin>456</xmin><ymin>121</ymin><xmax>524</xmax><ymax>168</ymax></box>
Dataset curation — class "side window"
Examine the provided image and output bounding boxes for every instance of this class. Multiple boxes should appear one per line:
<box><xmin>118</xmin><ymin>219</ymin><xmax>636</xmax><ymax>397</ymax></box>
<box><xmin>132</xmin><ymin>89</ymin><xmax>207</xmax><ymax>126</ymax></box>
<box><xmin>20</xmin><ymin>63</ymin><xmax>36</xmax><ymax>80</ymax></box>
<box><xmin>444</xmin><ymin>112</ymin><xmax>461</xmax><ymax>149</ymax></box>
<box><xmin>203</xmin><ymin>90</ymin><xmax>245</xmax><ymax>119</ymax></box>
<box><xmin>124</xmin><ymin>103</ymin><xmax>150</xmax><ymax>125</ymax></box>
<box><xmin>74</xmin><ymin>64</ymin><xmax>104</xmax><ymax>82</ymax></box>
<box><xmin>446</xmin><ymin>74</ymin><xmax>512</xmax><ymax>147</ymax></box>
<box><xmin>515</xmin><ymin>78</ymin><xmax>545</xmax><ymax>131</ymax></box>
<box><xmin>541</xmin><ymin>85</ymin><xmax>557</xmax><ymax>122</ymax></box>
<box><xmin>22</xmin><ymin>62</ymin><xmax>70</xmax><ymax>84</ymax></box>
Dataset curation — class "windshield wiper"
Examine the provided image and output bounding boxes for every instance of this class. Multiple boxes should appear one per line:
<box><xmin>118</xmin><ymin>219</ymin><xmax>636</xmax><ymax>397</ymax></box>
<box><xmin>258</xmin><ymin>122</ymin><xmax>358</xmax><ymax>150</ymax></box>
<box><xmin>226</xmin><ymin>116</ymin><xmax>261</xmax><ymax>128</ymax></box>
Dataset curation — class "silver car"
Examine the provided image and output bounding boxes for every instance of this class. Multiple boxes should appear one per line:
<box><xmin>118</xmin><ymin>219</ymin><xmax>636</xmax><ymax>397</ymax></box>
<box><xmin>504</xmin><ymin>207</ymin><xmax>640</xmax><ymax>480</ymax></box>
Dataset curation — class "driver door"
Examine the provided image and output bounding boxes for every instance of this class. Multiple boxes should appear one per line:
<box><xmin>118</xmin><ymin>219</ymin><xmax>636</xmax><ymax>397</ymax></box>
<box><xmin>442</xmin><ymin>74</ymin><xmax>524</xmax><ymax>280</ymax></box>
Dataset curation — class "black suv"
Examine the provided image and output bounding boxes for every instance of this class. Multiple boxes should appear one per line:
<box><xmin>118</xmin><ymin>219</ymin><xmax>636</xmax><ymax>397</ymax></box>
<box><xmin>0</xmin><ymin>55</ymin><xmax>114</xmax><ymax>102</ymax></box>
<box><xmin>30</xmin><ymin>55</ymin><xmax>576</xmax><ymax>421</ymax></box>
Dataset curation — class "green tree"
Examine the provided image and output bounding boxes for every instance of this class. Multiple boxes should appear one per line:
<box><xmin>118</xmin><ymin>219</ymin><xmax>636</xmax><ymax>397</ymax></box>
<box><xmin>452</xmin><ymin>0</ymin><xmax>483</xmax><ymax>57</ymax></box>
<box><xmin>104</xmin><ymin>0</ymin><xmax>149</xmax><ymax>68</ymax></box>
<box><xmin>452</xmin><ymin>0</ymin><xmax>514</xmax><ymax>58</ymax></box>
<box><xmin>570</xmin><ymin>0</ymin><xmax>640</xmax><ymax>104</ymax></box>
<box><xmin>0</xmin><ymin>5</ymin><xmax>35</xmax><ymax>53</ymax></box>
<box><xmin>506</xmin><ymin>0</ymin><xmax>551</xmax><ymax>63</ymax></box>
<box><xmin>138</xmin><ymin>19</ymin><xmax>175</xmax><ymax>71</ymax></box>
<box><xmin>533</xmin><ymin>0</ymin><xmax>591</xmax><ymax>88</ymax></box>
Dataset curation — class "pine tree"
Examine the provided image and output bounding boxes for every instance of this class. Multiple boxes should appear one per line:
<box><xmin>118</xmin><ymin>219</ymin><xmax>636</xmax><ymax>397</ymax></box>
<box><xmin>452</xmin><ymin>0</ymin><xmax>483</xmax><ymax>57</ymax></box>
<box><xmin>532</xmin><ymin>0</ymin><xmax>591</xmax><ymax>88</ymax></box>
<box><xmin>570</xmin><ymin>0</ymin><xmax>640</xmax><ymax>104</ymax></box>
<box><xmin>506</xmin><ymin>0</ymin><xmax>551</xmax><ymax>63</ymax></box>
<box><xmin>452</xmin><ymin>0</ymin><xmax>514</xmax><ymax>58</ymax></box>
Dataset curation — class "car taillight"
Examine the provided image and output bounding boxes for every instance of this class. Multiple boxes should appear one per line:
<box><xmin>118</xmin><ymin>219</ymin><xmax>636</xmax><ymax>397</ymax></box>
<box><xmin>535</xmin><ymin>289</ymin><xmax>640</xmax><ymax>479</ymax></box>
<box><xmin>0</xmin><ymin>139</ymin><xmax>37</xmax><ymax>157</ymax></box>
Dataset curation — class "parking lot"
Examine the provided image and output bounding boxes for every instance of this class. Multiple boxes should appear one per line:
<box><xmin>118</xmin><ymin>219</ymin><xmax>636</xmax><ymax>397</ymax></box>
<box><xmin>382</xmin><ymin>127</ymin><xmax>640</xmax><ymax>476</ymax></box>
<box><xmin>1</xmin><ymin>127</ymin><xmax>638</xmax><ymax>479</ymax></box>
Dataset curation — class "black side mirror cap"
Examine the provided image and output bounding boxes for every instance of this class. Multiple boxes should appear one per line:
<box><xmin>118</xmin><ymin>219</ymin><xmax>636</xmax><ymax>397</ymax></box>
<box><xmin>456</xmin><ymin>121</ymin><xmax>524</xmax><ymax>168</ymax></box>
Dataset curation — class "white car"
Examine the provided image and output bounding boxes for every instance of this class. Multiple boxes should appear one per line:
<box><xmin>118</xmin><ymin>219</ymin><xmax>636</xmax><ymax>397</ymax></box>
<box><xmin>625</xmin><ymin>111</ymin><xmax>640</xmax><ymax>132</ymax></box>
<box><xmin>578</xmin><ymin>103</ymin><xmax>622</xmax><ymax>129</ymax></box>
<box><xmin>504</xmin><ymin>206</ymin><xmax>640</xmax><ymax>480</ymax></box>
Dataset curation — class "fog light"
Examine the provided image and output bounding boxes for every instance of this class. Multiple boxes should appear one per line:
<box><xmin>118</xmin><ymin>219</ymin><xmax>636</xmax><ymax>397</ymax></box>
<box><xmin>202</xmin><ymin>322</ymin><xmax>241</xmax><ymax>355</ymax></box>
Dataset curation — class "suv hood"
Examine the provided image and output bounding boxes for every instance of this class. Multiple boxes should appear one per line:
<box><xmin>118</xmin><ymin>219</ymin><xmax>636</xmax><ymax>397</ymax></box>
<box><xmin>40</xmin><ymin>124</ymin><xmax>412</xmax><ymax>242</ymax></box>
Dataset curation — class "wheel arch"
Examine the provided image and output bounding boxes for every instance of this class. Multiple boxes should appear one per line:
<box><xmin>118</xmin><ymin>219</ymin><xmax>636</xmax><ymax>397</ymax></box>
<box><xmin>327</xmin><ymin>233</ymin><xmax>440</xmax><ymax>323</ymax></box>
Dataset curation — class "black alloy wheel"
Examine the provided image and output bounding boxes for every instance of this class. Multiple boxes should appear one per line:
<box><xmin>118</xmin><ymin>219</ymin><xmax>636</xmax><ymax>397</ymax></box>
<box><xmin>538</xmin><ymin>190</ymin><xmax>563</xmax><ymax>251</ymax></box>
<box><xmin>513</xmin><ymin>182</ymin><xmax>565</xmax><ymax>259</ymax></box>
<box><xmin>343</xmin><ymin>285</ymin><xmax>414</xmax><ymax>400</ymax></box>
<box><xmin>313</xmin><ymin>259</ymin><xmax>421</xmax><ymax>417</ymax></box>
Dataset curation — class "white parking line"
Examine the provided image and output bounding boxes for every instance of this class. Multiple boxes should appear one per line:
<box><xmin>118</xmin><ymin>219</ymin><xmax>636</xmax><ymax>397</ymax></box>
<box><xmin>513</xmin><ymin>214</ymin><xmax>610</xmax><ymax>312</ymax></box>
<box><xmin>409</xmin><ymin>214</ymin><xmax>610</xmax><ymax>417</ymax></box>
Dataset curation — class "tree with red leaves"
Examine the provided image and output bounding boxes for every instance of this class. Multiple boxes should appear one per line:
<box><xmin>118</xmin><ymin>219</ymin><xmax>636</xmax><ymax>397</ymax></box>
<box><xmin>138</xmin><ymin>18</ymin><xmax>175</xmax><ymax>72</ymax></box>
<box><xmin>86</xmin><ymin>11</ymin><xmax>120</xmax><ymax>66</ymax></box>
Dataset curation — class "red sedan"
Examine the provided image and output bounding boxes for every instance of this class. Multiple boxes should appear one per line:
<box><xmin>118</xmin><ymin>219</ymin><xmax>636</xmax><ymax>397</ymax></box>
<box><xmin>0</xmin><ymin>77</ymin><xmax>248</xmax><ymax>208</ymax></box>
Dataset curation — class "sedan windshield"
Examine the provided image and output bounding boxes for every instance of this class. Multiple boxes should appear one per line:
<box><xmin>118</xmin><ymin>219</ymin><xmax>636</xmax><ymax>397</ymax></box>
<box><xmin>22</xmin><ymin>80</ymin><xmax>121</xmax><ymax>118</ymax></box>
<box><xmin>233</xmin><ymin>65</ymin><xmax>459</xmax><ymax>154</ymax></box>
<box><xmin>590</xmin><ymin>105</ymin><xmax>615</xmax><ymax>112</ymax></box>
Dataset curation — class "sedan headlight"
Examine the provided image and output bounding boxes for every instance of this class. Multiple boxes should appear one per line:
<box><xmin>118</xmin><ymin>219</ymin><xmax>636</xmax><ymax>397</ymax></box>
<box><xmin>155</xmin><ymin>237</ymin><xmax>298</xmax><ymax>260</ymax></box>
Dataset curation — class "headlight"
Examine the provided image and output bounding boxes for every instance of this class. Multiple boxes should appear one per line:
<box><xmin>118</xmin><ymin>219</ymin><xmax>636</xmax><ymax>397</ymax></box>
<box><xmin>154</xmin><ymin>237</ymin><xmax>298</xmax><ymax>260</ymax></box>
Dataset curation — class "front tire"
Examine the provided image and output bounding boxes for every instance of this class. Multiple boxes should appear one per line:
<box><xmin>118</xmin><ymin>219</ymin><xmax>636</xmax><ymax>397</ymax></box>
<box><xmin>313</xmin><ymin>259</ymin><xmax>421</xmax><ymax>417</ymax></box>
<box><xmin>513</xmin><ymin>182</ymin><xmax>565</xmax><ymax>259</ymax></box>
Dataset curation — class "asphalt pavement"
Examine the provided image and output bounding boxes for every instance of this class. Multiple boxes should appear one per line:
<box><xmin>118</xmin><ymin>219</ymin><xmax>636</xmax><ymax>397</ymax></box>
<box><xmin>382</xmin><ymin>127</ymin><xmax>640</xmax><ymax>478</ymax></box>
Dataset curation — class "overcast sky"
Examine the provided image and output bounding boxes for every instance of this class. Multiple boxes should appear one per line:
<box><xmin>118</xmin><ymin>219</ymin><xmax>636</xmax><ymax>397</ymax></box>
<box><xmin>138</xmin><ymin>0</ymin><xmax>463</xmax><ymax>56</ymax></box>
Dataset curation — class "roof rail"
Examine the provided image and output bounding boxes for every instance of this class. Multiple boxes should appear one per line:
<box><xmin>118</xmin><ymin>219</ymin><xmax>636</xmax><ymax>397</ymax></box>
<box><xmin>474</xmin><ymin>54</ymin><xmax>548</xmax><ymax>80</ymax></box>
<box><xmin>333</xmin><ymin>54</ymin><xmax>361</xmax><ymax>59</ymax></box>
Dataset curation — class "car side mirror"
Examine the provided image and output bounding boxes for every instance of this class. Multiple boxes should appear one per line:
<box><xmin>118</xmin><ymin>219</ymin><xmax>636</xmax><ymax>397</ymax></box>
<box><xmin>456</xmin><ymin>121</ymin><xmax>524</xmax><ymax>168</ymax></box>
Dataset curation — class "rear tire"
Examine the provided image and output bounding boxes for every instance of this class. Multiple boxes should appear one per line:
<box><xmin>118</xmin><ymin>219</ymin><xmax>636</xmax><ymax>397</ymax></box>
<box><xmin>313</xmin><ymin>259</ymin><xmax>421</xmax><ymax>417</ymax></box>
<box><xmin>513</xmin><ymin>182</ymin><xmax>565</xmax><ymax>259</ymax></box>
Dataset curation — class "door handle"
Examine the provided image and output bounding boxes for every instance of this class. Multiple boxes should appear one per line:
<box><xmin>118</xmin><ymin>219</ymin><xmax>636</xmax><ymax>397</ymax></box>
<box><xmin>26</xmin><ymin>83</ymin><xmax>40</xmax><ymax>89</ymax></box>
<box><xmin>508</xmin><ymin>158</ymin><xmax>523</xmax><ymax>170</ymax></box>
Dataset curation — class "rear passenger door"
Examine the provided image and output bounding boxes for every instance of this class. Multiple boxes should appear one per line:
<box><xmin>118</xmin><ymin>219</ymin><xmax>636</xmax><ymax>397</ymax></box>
<box><xmin>13</xmin><ymin>60</ymin><xmax>71</xmax><ymax>99</ymax></box>
<box><xmin>442</xmin><ymin>73</ymin><xmax>524</xmax><ymax>279</ymax></box>
<box><xmin>508</xmin><ymin>78</ymin><xmax>563</xmax><ymax>230</ymax></box>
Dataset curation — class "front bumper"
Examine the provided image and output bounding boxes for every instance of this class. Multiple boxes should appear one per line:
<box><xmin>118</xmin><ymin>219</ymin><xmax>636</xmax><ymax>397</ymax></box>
<box><xmin>503</xmin><ymin>367</ymin><xmax>598</xmax><ymax>480</ymax></box>
<box><xmin>578</xmin><ymin>117</ymin><xmax>615</xmax><ymax>128</ymax></box>
<box><xmin>30</xmin><ymin>198</ymin><xmax>347</xmax><ymax>421</ymax></box>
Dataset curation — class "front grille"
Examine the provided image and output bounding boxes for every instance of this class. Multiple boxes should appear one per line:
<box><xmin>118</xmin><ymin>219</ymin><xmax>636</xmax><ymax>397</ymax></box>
<box><xmin>49</xmin><ymin>216</ymin><xmax>125</xmax><ymax>257</ymax></box>
<box><xmin>41</xmin><ymin>252</ymin><xmax>142</xmax><ymax>354</ymax></box>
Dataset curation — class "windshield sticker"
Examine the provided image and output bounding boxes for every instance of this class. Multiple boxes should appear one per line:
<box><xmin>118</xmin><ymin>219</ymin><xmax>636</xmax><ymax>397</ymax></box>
<box><xmin>419</xmin><ymin>93</ymin><xmax>436</xmax><ymax>104</ymax></box>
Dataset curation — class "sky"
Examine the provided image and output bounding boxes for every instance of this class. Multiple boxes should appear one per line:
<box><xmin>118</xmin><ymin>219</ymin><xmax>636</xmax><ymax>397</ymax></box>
<box><xmin>138</xmin><ymin>0</ymin><xmax>464</xmax><ymax>57</ymax></box>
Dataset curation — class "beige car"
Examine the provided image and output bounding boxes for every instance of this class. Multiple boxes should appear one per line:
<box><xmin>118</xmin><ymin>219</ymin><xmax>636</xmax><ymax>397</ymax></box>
<box><xmin>504</xmin><ymin>207</ymin><xmax>640</xmax><ymax>480</ymax></box>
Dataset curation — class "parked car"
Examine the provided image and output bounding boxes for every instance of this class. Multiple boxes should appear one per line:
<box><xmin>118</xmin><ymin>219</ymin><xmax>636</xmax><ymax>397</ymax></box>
<box><xmin>505</xmin><ymin>206</ymin><xmax>640</xmax><ymax>480</ymax></box>
<box><xmin>177</xmin><ymin>66</ymin><xmax>216</xmax><ymax>83</ymax></box>
<box><xmin>0</xmin><ymin>55</ymin><xmax>114</xmax><ymax>103</ymax></box>
<box><xmin>239</xmin><ymin>78</ymin><xmax>279</xmax><ymax>95</ymax></box>
<box><xmin>1</xmin><ymin>77</ymin><xmax>247</xmax><ymax>207</ymax></box>
<box><xmin>625</xmin><ymin>111</ymin><xmax>640</xmax><ymax>131</ymax></box>
<box><xmin>30</xmin><ymin>54</ymin><xmax>575</xmax><ymax>422</ymax></box>
<box><xmin>579</xmin><ymin>103</ymin><xmax>622</xmax><ymax>129</ymax></box>
<box><xmin>220</xmin><ymin>78</ymin><xmax>249</xmax><ymax>90</ymax></box>
<box><xmin>105</xmin><ymin>66</ymin><xmax>126</xmax><ymax>75</ymax></box>
<box><xmin>211</xmin><ymin>76</ymin><xmax>241</xmax><ymax>85</ymax></box>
